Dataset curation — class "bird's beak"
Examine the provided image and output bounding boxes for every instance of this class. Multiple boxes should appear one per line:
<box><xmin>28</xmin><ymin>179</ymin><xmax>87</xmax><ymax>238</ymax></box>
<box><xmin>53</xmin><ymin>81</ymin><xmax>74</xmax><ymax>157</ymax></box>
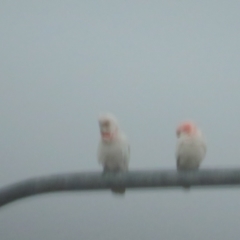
<box><xmin>176</xmin><ymin>129</ymin><xmax>181</xmax><ymax>137</ymax></box>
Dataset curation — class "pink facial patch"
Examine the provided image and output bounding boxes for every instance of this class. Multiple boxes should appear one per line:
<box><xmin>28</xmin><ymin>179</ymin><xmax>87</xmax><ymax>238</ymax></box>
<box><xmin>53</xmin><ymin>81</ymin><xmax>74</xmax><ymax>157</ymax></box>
<box><xmin>183</xmin><ymin>123</ymin><xmax>192</xmax><ymax>132</ymax></box>
<box><xmin>101</xmin><ymin>132</ymin><xmax>112</xmax><ymax>140</ymax></box>
<box><xmin>177</xmin><ymin>121</ymin><xmax>196</xmax><ymax>135</ymax></box>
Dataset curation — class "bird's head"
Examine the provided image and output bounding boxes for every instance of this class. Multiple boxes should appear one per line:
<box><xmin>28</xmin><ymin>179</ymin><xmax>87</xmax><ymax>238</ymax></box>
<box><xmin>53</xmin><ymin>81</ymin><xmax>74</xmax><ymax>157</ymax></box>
<box><xmin>176</xmin><ymin>121</ymin><xmax>198</xmax><ymax>137</ymax></box>
<box><xmin>98</xmin><ymin>113</ymin><xmax>119</xmax><ymax>142</ymax></box>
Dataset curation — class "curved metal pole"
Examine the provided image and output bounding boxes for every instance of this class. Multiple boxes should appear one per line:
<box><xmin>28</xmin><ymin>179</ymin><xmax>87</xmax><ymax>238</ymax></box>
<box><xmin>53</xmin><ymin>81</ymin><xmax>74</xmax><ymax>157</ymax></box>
<box><xmin>0</xmin><ymin>169</ymin><xmax>240</xmax><ymax>208</ymax></box>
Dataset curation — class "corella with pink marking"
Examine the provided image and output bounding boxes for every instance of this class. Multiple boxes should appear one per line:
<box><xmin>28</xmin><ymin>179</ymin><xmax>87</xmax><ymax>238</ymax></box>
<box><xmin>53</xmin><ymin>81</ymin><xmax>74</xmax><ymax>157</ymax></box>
<box><xmin>97</xmin><ymin>113</ymin><xmax>130</xmax><ymax>195</ymax></box>
<box><xmin>176</xmin><ymin>121</ymin><xmax>207</xmax><ymax>188</ymax></box>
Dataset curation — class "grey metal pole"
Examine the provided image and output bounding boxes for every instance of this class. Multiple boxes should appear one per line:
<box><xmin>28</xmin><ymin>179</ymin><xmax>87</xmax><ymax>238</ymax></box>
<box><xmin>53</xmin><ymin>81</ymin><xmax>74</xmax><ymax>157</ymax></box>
<box><xmin>0</xmin><ymin>169</ymin><xmax>240</xmax><ymax>208</ymax></box>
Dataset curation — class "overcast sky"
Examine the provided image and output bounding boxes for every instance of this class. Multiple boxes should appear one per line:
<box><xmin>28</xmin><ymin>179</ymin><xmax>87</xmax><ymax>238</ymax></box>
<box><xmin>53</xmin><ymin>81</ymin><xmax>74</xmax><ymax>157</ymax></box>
<box><xmin>1</xmin><ymin>1</ymin><xmax>240</xmax><ymax>239</ymax></box>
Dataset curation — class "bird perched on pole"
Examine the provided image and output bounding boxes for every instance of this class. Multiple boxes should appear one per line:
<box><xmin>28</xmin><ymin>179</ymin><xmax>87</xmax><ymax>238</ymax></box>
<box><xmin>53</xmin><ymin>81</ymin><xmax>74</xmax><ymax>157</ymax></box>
<box><xmin>97</xmin><ymin>113</ymin><xmax>130</xmax><ymax>195</ymax></box>
<box><xmin>176</xmin><ymin>121</ymin><xmax>207</xmax><ymax>189</ymax></box>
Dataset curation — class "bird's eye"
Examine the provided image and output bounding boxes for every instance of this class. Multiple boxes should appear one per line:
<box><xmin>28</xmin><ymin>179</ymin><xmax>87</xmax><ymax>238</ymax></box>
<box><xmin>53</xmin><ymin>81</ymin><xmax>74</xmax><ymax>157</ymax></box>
<box><xmin>102</xmin><ymin>121</ymin><xmax>110</xmax><ymax>127</ymax></box>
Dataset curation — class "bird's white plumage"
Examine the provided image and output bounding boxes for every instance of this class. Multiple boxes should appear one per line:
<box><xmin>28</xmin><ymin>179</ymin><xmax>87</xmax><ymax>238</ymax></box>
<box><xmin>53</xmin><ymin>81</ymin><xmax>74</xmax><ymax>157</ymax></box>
<box><xmin>176</xmin><ymin>123</ymin><xmax>206</xmax><ymax>171</ymax></box>
<box><xmin>97</xmin><ymin>113</ymin><xmax>130</xmax><ymax>194</ymax></box>
<box><xmin>176</xmin><ymin>133</ymin><xmax>206</xmax><ymax>170</ymax></box>
<box><xmin>98</xmin><ymin>132</ymin><xmax>130</xmax><ymax>172</ymax></box>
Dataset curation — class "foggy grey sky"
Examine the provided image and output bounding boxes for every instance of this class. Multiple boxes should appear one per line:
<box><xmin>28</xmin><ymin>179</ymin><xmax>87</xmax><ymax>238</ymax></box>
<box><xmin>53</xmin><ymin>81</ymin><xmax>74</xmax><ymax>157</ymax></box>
<box><xmin>1</xmin><ymin>1</ymin><xmax>240</xmax><ymax>239</ymax></box>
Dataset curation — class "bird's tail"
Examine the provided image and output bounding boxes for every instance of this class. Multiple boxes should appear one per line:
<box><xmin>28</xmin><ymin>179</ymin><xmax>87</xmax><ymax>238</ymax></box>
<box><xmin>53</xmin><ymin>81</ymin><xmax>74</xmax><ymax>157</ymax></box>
<box><xmin>102</xmin><ymin>168</ymin><xmax>126</xmax><ymax>195</ymax></box>
<box><xmin>182</xmin><ymin>185</ymin><xmax>191</xmax><ymax>191</ymax></box>
<box><xmin>111</xmin><ymin>188</ymin><xmax>126</xmax><ymax>195</ymax></box>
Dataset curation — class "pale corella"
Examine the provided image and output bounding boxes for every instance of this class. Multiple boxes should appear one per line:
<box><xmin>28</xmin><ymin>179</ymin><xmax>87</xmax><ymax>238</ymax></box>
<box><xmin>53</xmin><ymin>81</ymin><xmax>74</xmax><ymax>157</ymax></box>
<box><xmin>176</xmin><ymin>121</ymin><xmax>207</xmax><ymax>188</ymax></box>
<box><xmin>97</xmin><ymin>113</ymin><xmax>130</xmax><ymax>195</ymax></box>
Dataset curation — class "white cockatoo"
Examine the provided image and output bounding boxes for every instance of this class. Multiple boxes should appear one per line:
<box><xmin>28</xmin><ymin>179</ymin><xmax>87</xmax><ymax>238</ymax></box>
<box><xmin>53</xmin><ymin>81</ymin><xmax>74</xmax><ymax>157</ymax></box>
<box><xmin>176</xmin><ymin>121</ymin><xmax>207</xmax><ymax>188</ymax></box>
<box><xmin>97</xmin><ymin>113</ymin><xmax>130</xmax><ymax>194</ymax></box>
